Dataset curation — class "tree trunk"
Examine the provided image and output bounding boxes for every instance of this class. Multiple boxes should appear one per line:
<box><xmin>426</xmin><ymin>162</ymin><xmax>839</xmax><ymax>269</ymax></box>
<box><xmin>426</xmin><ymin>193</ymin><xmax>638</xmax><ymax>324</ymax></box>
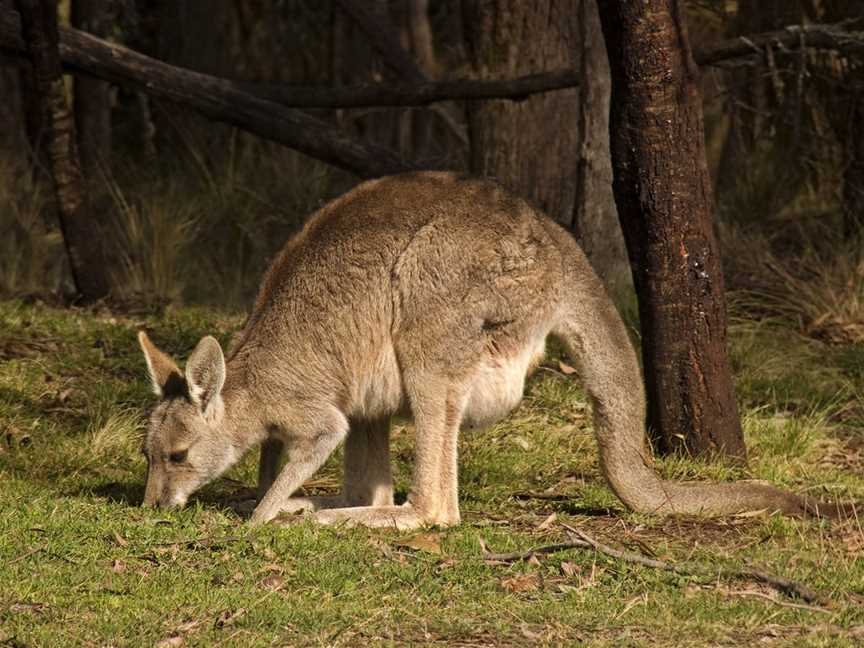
<box><xmin>137</xmin><ymin>0</ymin><xmax>233</xmax><ymax>162</ymax></box>
<box><xmin>71</xmin><ymin>0</ymin><xmax>111</xmax><ymax>178</ymax></box>
<box><xmin>841</xmin><ymin>91</ymin><xmax>864</xmax><ymax>238</ymax></box>
<box><xmin>597</xmin><ymin>0</ymin><xmax>746</xmax><ymax>459</ymax></box>
<box><xmin>572</xmin><ymin>0</ymin><xmax>628</xmax><ymax>295</ymax></box>
<box><xmin>462</xmin><ymin>0</ymin><xmax>580</xmax><ymax>227</ymax></box>
<box><xmin>15</xmin><ymin>0</ymin><xmax>110</xmax><ymax>301</ymax></box>
<box><xmin>822</xmin><ymin>0</ymin><xmax>864</xmax><ymax>238</ymax></box>
<box><xmin>0</xmin><ymin>1</ymin><xmax>25</xmax><ymax>159</ymax></box>
<box><xmin>335</xmin><ymin>0</ymin><xmax>428</xmax><ymax>83</ymax></box>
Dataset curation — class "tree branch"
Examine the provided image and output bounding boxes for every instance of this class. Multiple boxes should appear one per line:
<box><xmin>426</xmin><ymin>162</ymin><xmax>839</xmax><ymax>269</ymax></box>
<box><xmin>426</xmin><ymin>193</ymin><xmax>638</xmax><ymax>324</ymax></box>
<box><xmin>0</xmin><ymin>6</ymin><xmax>416</xmax><ymax>178</ymax></box>
<box><xmin>695</xmin><ymin>22</ymin><xmax>864</xmax><ymax>67</ymax></box>
<box><xmin>201</xmin><ymin>23</ymin><xmax>864</xmax><ymax>109</ymax></box>
<box><xmin>2</xmin><ymin>5</ymin><xmax>862</xmax><ymax>181</ymax></box>
<box><xmin>483</xmin><ymin>523</ymin><xmax>829</xmax><ymax>607</ymax></box>
<box><xmin>236</xmin><ymin>69</ymin><xmax>581</xmax><ymax>108</ymax></box>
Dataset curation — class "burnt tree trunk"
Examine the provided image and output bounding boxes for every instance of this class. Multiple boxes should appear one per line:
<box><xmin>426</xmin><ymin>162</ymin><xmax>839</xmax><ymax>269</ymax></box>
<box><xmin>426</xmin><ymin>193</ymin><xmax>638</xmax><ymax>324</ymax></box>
<box><xmin>15</xmin><ymin>0</ymin><xmax>110</xmax><ymax>301</ymax></box>
<box><xmin>597</xmin><ymin>0</ymin><xmax>746</xmax><ymax>459</ymax></box>
<box><xmin>462</xmin><ymin>0</ymin><xmax>581</xmax><ymax>226</ymax></box>
<box><xmin>71</xmin><ymin>0</ymin><xmax>111</xmax><ymax>178</ymax></box>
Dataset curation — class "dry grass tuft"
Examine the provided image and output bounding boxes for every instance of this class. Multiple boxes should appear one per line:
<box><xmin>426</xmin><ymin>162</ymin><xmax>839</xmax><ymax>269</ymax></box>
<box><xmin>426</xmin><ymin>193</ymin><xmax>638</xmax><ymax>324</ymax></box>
<box><xmin>0</xmin><ymin>158</ymin><xmax>64</xmax><ymax>296</ymax></box>
<box><xmin>723</xmin><ymin>222</ymin><xmax>864</xmax><ymax>344</ymax></box>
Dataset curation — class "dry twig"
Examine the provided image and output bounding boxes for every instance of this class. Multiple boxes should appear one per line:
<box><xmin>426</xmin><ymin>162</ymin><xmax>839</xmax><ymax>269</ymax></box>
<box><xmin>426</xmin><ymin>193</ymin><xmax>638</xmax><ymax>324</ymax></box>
<box><xmin>481</xmin><ymin>522</ymin><xmax>830</xmax><ymax>608</ymax></box>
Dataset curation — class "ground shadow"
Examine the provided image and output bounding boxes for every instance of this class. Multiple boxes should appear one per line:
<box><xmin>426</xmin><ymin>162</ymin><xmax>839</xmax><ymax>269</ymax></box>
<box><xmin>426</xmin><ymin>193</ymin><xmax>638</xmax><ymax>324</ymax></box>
<box><xmin>67</xmin><ymin>481</ymin><xmax>144</xmax><ymax>507</ymax></box>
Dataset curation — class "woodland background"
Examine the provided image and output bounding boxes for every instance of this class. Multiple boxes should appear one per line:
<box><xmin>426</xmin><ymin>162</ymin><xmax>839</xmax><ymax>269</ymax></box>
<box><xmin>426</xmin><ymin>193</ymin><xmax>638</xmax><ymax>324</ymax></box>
<box><xmin>1</xmin><ymin>2</ymin><xmax>864</xmax><ymax>645</ymax></box>
<box><xmin>3</xmin><ymin>0</ymin><xmax>864</xmax><ymax>459</ymax></box>
<box><xmin>0</xmin><ymin>1</ymin><xmax>860</xmax><ymax>306</ymax></box>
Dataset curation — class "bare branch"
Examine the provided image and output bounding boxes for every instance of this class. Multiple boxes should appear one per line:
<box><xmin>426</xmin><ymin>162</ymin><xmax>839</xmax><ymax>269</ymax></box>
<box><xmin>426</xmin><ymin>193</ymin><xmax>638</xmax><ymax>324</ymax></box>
<box><xmin>216</xmin><ymin>23</ymin><xmax>864</xmax><ymax>110</ymax></box>
<box><xmin>695</xmin><ymin>22</ymin><xmax>864</xmax><ymax>67</ymax></box>
<box><xmin>482</xmin><ymin>522</ymin><xmax>830</xmax><ymax>608</ymax></box>
<box><xmin>0</xmin><ymin>6</ymin><xmax>416</xmax><ymax>178</ymax></box>
<box><xmin>236</xmin><ymin>69</ymin><xmax>581</xmax><ymax>108</ymax></box>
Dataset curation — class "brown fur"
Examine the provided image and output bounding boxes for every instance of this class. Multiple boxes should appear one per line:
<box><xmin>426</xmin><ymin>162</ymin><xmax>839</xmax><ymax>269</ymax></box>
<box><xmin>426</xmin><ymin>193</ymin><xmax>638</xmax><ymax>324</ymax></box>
<box><xmin>139</xmin><ymin>172</ymin><xmax>846</xmax><ymax>528</ymax></box>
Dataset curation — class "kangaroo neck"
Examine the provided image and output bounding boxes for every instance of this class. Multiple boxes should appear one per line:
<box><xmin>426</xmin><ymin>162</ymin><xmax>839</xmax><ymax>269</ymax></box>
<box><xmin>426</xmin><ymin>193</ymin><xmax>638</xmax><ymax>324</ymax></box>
<box><xmin>219</xmin><ymin>362</ymin><xmax>268</xmax><ymax>452</ymax></box>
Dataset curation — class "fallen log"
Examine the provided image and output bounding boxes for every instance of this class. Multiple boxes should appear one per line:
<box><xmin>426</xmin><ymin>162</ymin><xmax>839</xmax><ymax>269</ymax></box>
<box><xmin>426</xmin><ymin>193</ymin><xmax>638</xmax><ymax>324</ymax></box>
<box><xmin>0</xmin><ymin>7</ymin><xmax>415</xmax><ymax>178</ymax></box>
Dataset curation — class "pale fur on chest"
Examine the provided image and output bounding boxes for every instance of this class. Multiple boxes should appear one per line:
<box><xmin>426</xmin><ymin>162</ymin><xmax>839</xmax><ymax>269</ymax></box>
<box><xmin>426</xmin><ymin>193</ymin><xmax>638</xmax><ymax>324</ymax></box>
<box><xmin>345</xmin><ymin>333</ymin><xmax>546</xmax><ymax>427</ymax></box>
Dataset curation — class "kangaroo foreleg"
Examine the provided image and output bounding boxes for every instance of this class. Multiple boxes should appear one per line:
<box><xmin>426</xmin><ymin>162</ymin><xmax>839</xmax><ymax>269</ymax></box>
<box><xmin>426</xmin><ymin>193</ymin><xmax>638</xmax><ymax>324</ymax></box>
<box><xmin>250</xmin><ymin>407</ymin><xmax>349</xmax><ymax>524</ymax></box>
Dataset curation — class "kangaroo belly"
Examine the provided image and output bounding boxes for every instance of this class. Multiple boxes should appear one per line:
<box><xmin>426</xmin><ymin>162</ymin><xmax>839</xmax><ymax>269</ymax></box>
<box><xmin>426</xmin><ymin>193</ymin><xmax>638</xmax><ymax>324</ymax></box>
<box><xmin>463</xmin><ymin>336</ymin><xmax>546</xmax><ymax>429</ymax></box>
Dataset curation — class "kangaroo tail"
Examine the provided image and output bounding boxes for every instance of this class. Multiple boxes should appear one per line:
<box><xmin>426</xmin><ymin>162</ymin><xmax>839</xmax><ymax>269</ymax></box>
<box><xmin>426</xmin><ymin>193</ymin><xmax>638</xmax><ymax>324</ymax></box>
<box><xmin>550</xmin><ymin>235</ymin><xmax>854</xmax><ymax>519</ymax></box>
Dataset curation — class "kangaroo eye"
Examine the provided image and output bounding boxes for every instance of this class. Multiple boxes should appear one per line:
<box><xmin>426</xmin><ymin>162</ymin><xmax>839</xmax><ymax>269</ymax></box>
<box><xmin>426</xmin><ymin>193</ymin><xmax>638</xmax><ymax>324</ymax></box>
<box><xmin>169</xmin><ymin>450</ymin><xmax>188</xmax><ymax>464</ymax></box>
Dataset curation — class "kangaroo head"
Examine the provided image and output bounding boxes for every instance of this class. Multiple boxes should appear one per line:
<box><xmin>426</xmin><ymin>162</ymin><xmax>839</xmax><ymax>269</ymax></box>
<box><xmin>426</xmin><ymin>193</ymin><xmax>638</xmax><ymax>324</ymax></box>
<box><xmin>137</xmin><ymin>332</ymin><xmax>236</xmax><ymax>509</ymax></box>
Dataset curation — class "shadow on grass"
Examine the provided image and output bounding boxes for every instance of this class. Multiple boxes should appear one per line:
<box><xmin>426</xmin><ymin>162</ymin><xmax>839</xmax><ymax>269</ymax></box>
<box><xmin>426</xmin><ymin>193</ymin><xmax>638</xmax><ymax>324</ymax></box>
<box><xmin>68</xmin><ymin>481</ymin><xmax>145</xmax><ymax>507</ymax></box>
<box><xmin>554</xmin><ymin>503</ymin><xmax>618</xmax><ymax>517</ymax></box>
<box><xmin>0</xmin><ymin>385</ymin><xmax>89</xmax><ymax>435</ymax></box>
<box><xmin>68</xmin><ymin>480</ymin><xmax>249</xmax><ymax>520</ymax></box>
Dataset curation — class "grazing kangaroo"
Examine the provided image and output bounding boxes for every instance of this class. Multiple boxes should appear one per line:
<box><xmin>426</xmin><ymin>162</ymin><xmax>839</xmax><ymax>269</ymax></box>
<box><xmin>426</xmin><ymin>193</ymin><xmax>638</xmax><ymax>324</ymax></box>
<box><xmin>138</xmin><ymin>172</ymin><xmax>830</xmax><ymax>528</ymax></box>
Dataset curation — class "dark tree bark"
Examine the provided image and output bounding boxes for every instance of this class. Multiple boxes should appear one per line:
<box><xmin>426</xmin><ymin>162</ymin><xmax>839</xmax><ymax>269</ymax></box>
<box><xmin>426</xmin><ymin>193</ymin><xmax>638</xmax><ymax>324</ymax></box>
<box><xmin>71</xmin><ymin>0</ymin><xmax>111</xmax><ymax>178</ymax></box>
<box><xmin>597</xmin><ymin>0</ymin><xmax>746</xmax><ymax>459</ymax></box>
<box><xmin>462</xmin><ymin>0</ymin><xmax>581</xmax><ymax>228</ymax></box>
<box><xmin>572</xmin><ymin>0</ymin><xmax>628</xmax><ymax>294</ymax></box>
<box><xmin>0</xmin><ymin>58</ymin><xmax>26</xmax><ymax>159</ymax></box>
<box><xmin>14</xmin><ymin>0</ymin><xmax>110</xmax><ymax>301</ymax></box>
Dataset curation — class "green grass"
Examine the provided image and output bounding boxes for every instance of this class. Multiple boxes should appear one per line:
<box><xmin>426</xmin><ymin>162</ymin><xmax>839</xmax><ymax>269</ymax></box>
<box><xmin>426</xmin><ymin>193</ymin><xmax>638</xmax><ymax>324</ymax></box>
<box><xmin>1</xmin><ymin>300</ymin><xmax>863</xmax><ymax>647</ymax></box>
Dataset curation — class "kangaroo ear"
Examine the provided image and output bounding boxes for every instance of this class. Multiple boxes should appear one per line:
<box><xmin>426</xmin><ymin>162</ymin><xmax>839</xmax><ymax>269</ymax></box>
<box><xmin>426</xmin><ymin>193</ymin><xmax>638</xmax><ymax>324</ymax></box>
<box><xmin>185</xmin><ymin>336</ymin><xmax>225</xmax><ymax>412</ymax></box>
<box><xmin>138</xmin><ymin>331</ymin><xmax>185</xmax><ymax>398</ymax></box>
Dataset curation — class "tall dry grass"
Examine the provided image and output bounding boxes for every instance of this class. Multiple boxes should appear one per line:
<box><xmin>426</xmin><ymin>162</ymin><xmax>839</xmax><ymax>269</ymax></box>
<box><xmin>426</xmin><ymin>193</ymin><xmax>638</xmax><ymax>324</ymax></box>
<box><xmin>0</xmin><ymin>140</ymin><xmax>336</xmax><ymax>308</ymax></box>
<box><xmin>0</xmin><ymin>159</ymin><xmax>65</xmax><ymax>296</ymax></box>
<box><xmin>722</xmin><ymin>221</ymin><xmax>864</xmax><ymax>344</ymax></box>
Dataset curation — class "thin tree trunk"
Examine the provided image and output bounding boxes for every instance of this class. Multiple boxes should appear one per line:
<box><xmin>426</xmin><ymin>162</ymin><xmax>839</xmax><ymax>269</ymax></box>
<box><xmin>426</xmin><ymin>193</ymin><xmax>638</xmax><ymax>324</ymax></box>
<box><xmin>822</xmin><ymin>0</ymin><xmax>864</xmax><ymax>238</ymax></box>
<box><xmin>841</xmin><ymin>92</ymin><xmax>864</xmax><ymax>238</ymax></box>
<box><xmin>597</xmin><ymin>0</ymin><xmax>746</xmax><ymax>459</ymax></box>
<box><xmin>335</xmin><ymin>0</ymin><xmax>428</xmax><ymax>83</ymax></box>
<box><xmin>15</xmin><ymin>0</ymin><xmax>110</xmax><ymax>301</ymax></box>
<box><xmin>0</xmin><ymin>0</ymin><xmax>25</xmax><ymax>158</ymax></box>
<box><xmin>0</xmin><ymin>58</ymin><xmax>26</xmax><ymax>159</ymax></box>
<box><xmin>71</xmin><ymin>0</ymin><xmax>111</xmax><ymax>178</ymax></box>
<box><xmin>572</xmin><ymin>0</ymin><xmax>628</xmax><ymax>294</ymax></box>
<box><xmin>404</xmin><ymin>0</ymin><xmax>437</xmax><ymax>160</ymax></box>
<box><xmin>462</xmin><ymin>0</ymin><xmax>580</xmax><ymax>227</ymax></box>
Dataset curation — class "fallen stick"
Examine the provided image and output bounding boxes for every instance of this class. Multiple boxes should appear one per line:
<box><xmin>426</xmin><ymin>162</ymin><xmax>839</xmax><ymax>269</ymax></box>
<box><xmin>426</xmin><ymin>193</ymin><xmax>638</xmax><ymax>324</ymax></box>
<box><xmin>482</xmin><ymin>540</ymin><xmax>590</xmax><ymax>562</ymax></box>
<box><xmin>481</xmin><ymin>522</ymin><xmax>829</xmax><ymax>608</ymax></box>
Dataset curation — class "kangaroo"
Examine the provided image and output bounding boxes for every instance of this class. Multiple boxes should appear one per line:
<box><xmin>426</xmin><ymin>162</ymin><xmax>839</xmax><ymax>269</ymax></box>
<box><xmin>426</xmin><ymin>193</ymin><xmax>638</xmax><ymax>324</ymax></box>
<box><xmin>138</xmin><ymin>171</ymin><xmax>831</xmax><ymax>528</ymax></box>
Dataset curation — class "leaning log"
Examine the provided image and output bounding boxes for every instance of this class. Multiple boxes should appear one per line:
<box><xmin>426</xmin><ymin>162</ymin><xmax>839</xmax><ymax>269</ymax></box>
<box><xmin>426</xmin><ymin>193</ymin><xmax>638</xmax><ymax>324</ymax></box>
<box><xmin>236</xmin><ymin>70</ymin><xmax>581</xmax><ymax>109</ymax></box>
<box><xmin>0</xmin><ymin>7</ymin><xmax>415</xmax><ymax>178</ymax></box>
